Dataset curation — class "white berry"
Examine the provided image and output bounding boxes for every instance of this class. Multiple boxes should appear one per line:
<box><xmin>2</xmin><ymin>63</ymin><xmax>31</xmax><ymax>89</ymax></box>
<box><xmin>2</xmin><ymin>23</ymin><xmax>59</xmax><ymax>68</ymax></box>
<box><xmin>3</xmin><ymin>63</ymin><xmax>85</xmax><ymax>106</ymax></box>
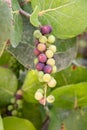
<box><xmin>43</xmin><ymin>74</ymin><xmax>51</xmax><ymax>82</ymax></box>
<box><xmin>47</xmin><ymin>95</ymin><xmax>55</xmax><ymax>103</ymax></box>
<box><xmin>47</xmin><ymin>58</ymin><xmax>55</xmax><ymax>66</ymax></box>
<box><xmin>52</xmin><ymin>66</ymin><xmax>57</xmax><ymax>73</ymax></box>
<box><xmin>47</xmin><ymin>77</ymin><xmax>57</xmax><ymax>88</ymax></box>
<box><xmin>48</xmin><ymin>35</ymin><xmax>55</xmax><ymax>44</ymax></box>
<box><xmin>49</xmin><ymin>45</ymin><xmax>57</xmax><ymax>53</ymax></box>
<box><xmin>35</xmin><ymin>91</ymin><xmax>43</xmax><ymax>100</ymax></box>
<box><xmin>45</xmin><ymin>50</ymin><xmax>54</xmax><ymax>58</ymax></box>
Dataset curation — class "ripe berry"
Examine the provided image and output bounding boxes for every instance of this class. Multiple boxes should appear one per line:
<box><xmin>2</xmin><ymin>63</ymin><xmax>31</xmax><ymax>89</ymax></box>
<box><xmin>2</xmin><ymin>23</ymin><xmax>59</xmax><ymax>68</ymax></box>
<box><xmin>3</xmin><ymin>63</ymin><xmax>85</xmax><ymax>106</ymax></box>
<box><xmin>44</xmin><ymin>65</ymin><xmax>52</xmax><ymax>74</ymax></box>
<box><xmin>37</xmin><ymin>43</ymin><xmax>46</xmax><ymax>52</ymax></box>
<box><xmin>33</xmin><ymin>48</ymin><xmax>40</xmax><ymax>56</ymax></box>
<box><xmin>43</xmin><ymin>73</ymin><xmax>51</xmax><ymax>82</ymax></box>
<box><xmin>16</xmin><ymin>90</ymin><xmax>23</xmax><ymax>100</ymax></box>
<box><xmin>52</xmin><ymin>66</ymin><xmax>57</xmax><ymax>73</ymax></box>
<box><xmin>48</xmin><ymin>35</ymin><xmax>55</xmax><ymax>44</ymax></box>
<box><xmin>39</xmin><ymin>98</ymin><xmax>46</xmax><ymax>105</ymax></box>
<box><xmin>47</xmin><ymin>78</ymin><xmax>57</xmax><ymax>88</ymax></box>
<box><xmin>36</xmin><ymin>62</ymin><xmax>45</xmax><ymax>71</ymax></box>
<box><xmin>38</xmin><ymin>53</ymin><xmax>47</xmax><ymax>63</ymax></box>
<box><xmin>47</xmin><ymin>95</ymin><xmax>55</xmax><ymax>103</ymax></box>
<box><xmin>47</xmin><ymin>58</ymin><xmax>55</xmax><ymax>66</ymax></box>
<box><xmin>33</xmin><ymin>30</ymin><xmax>42</xmax><ymax>39</ymax></box>
<box><xmin>45</xmin><ymin>50</ymin><xmax>54</xmax><ymax>58</ymax></box>
<box><xmin>40</xmin><ymin>25</ymin><xmax>52</xmax><ymax>35</ymax></box>
<box><xmin>49</xmin><ymin>45</ymin><xmax>57</xmax><ymax>53</ymax></box>
<box><xmin>39</xmin><ymin>36</ymin><xmax>47</xmax><ymax>43</ymax></box>
<box><xmin>35</xmin><ymin>91</ymin><xmax>43</xmax><ymax>100</ymax></box>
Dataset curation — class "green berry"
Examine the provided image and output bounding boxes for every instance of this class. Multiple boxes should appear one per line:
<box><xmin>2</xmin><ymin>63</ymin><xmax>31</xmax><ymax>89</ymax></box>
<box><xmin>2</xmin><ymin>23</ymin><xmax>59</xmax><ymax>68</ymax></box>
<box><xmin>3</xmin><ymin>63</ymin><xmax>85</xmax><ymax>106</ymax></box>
<box><xmin>48</xmin><ymin>35</ymin><xmax>55</xmax><ymax>44</ymax></box>
<box><xmin>47</xmin><ymin>78</ymin><xmax>57</xmax><ymax>88</ymax></box>
<box><xmin>43</xmin><ymin>74</ymin><xmax>51</xmax><ymax>82</ymax></box>
<box><xmin>11</xmin><ymin>110</ymin><xmax>18</xmax><ymax>116</ymax></box>
<box><xmin>37</xmin><ymin>89</ymin><xmax>44</xmax><ymax>94</ymax></box>
<box><xmin>38</xmin><ymin>71</ymin><xmax>44</xmax><ymax>82</ymax></box>
<box><xmin>39</xmin><ymin>36</ymin><xmax>47</xmax><ymax>43</ymax></box>
<box><xmin>16</xmin><ymin>100</ymin><xmax>23</xmax><ymax>106</ymax></box>
<box><xmin>33</xmin><ymin>30</ymin><xmax>42</xmax><ymax>38</ymax></box>
<box><xmin>45</xmin><ymin>50</ymin><xmax>54</xmax><ymax>58</ymax></box>
<box><xmin>52</xmin><ymin>66</ymin><xmax>57</xmax><ymax>73</ymax></box>
<box><xmin>49</xmin><ymin>45</ymin><xmax>57</xmax><ymax>53</ymax></box>
<box><xmin>10</xmin><ymin>98</ymin><xmax>15</xmax><ymax>104</ymax></box>
<box><xmin>47</xmin><ymin>58</ymin><xmax>55</xmax><ymax>66</ymax></box>
<box><xmin>47</xmin><ymin>95</ymin><xmax>55</xmax><ymax>103</ymax></box>
<box><xmin>34</xmin><ymin>58</ymin><xmax>38</xmax><ymax>65</ymax></box>
<box><xmin>35</xmin><ymin>91</ymin><xmax>43</xmax><ymax>100</ymax></box>
<box><xmin>7</xmin><ymin>105</ymin><xmax>13</xmax><ymax>111</ymax></box>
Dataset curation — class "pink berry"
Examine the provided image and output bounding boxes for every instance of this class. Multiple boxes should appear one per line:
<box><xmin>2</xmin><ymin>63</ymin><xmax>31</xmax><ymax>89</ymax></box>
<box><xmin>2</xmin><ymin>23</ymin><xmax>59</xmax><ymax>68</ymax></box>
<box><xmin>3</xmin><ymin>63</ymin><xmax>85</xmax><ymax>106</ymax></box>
<box><xmin>37</xmin><ymin>43</ymin><xmax>46</xmax><ymax>52</ymax></box>
<box><xmin>33</xmin><ymin>48</ymin><xmax>40</xmax><ymax>56</ymax></box>
<box><xmin>38</xmin><ymin>53</ymin><xmax>47</xmax><ymax>63</ymax></box>
<box><xmin>36</xmin><ymin>62</ymin><xmax>45</xmax><ymax>71</ymax></box>
<box><xmin>40</xmin><ymin>25</ymin><xmax>52</xmax><ymax>35</ymax></box>
<box><xmin>44</xmin><ymin>65</ymin><xmax>52</xmax><ymax>74</ymax></box>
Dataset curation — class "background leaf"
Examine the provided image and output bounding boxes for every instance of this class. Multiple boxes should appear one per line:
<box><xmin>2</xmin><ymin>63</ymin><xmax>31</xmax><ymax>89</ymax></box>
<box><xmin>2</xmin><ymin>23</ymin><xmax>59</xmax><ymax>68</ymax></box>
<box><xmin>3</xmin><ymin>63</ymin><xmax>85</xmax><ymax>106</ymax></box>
<box><xmin>0</xmin><ymin>67</ymin><xmax>18</xmax><ymax>107</ymax></box>
<box><xmin>0</xmin><ymin>115</ymin><xmax>4</xmax><ymax>130</ymax></box>
<box><xmin>3</xmin><ymin>117</ymin><xmax>36</xmax><ymax>130</ymax></box>
<box><xmin>31</xmin><ymin>0</ymin><xmax>87</xmax><ymax>39</ymax></box>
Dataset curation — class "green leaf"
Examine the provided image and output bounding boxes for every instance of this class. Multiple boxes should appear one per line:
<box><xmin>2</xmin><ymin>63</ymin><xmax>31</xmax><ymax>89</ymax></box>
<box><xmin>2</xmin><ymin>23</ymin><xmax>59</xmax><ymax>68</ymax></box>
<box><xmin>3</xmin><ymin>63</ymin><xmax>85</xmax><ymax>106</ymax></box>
<box><xmin>11</xmin><ymin>0</ymin><xmax>23</xmax><ymax>47</ymax></box>
<box><xmin>31</xmin><ymin>0</ymin><xmax>87</xmax><ymax>39</ymax></box>
<box><xmin>0</xmin><ymin>67</ymin><xmax>18</xmax><ymax>107</ymax></box>
<box><xmin>30</xmin><ymin>6</ymin><xmax>40</xmax><ymax>27</ymax></box>
<box><xmin>22</xmin><ymin>70</ymin><xmax>42</xmax><ymax>103</ymax></box>
<box><xmin>0</xmin><ymin>115</ymin><xmax>4</xmax><ymax>130</ymax></box>
<box><xmin>54</xmin><ymin>66</ymin><xmax>87</xmax><ymax>87</ymax></box>
<box><xmin>3</xmin><ymin>117</ymin><xmax>36</xmax><ymax>130</ymax></box>
<box><xmin>51</xmin><ymin>82</ymin><xmax>87</xmax><ymax>108</ymax></box>
<box><xmin>22</xmin><ymin>101</ymin><xmax>42</xmax><ymax>130</ymax></box>
<box><xmin>48</xmin><ymin>108</ymin><xmax>87</xmax><ymax>130</ymax></box>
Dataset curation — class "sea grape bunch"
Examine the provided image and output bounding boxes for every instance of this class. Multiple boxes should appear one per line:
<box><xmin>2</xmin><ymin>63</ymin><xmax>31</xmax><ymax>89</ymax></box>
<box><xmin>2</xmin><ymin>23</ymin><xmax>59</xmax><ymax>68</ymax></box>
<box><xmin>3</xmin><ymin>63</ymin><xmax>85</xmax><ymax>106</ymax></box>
<box><xmin>7</xmin><ymin>89</ymin><xmax>23</xmax><ymax>116</ymax></box>
<box><xmin>33</xmin><ymin>25</ymin><xmax>57</xmax><ymax>105</ymax></box>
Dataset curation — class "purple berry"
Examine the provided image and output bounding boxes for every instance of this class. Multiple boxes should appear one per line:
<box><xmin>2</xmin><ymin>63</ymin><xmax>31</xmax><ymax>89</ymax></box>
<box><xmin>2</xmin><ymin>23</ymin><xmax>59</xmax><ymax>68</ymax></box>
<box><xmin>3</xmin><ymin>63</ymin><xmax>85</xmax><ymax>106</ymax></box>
<box><xmin>34</xmin><ymin>39</ymin><xmax>39</xmax><ymax>46</ymax></box>
<box><xmin>44</xmin><ymin>65</ymin><xmax>52</xmax><ymax>74</ymax></box>
<box><xmin>36</xmin><ymin>62</ymin><xmax>45</xmax><ymax>71</ymax></box>
<box><xmin>16</xmin><ymin>95</ymin><xmax>22</xmax><ymax>100</ymax></box>
<box><xmin>40</xmin><ymin>25</ymin><xmax>52</xmax><ymax>35</ymax></box>
<box><xmin>33</xmin><ymin>48</ymin><xmax>40</xmax><ymax>56</ymax></box>
<box><xmin>38</xmin><ymin>53</ymin><xmax>47</xmax><ymax>63</ymax></box>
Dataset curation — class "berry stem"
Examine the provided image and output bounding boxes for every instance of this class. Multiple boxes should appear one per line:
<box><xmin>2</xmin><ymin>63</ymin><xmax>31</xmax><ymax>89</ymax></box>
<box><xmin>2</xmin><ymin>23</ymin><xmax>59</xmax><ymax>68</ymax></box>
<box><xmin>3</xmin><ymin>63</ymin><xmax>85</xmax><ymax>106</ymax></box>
<box><xmin>19</xmin><ymin>9</ymin><xmax>30</xmax><ymax>18</ymax></box>
<box><xmin>44</xmin><ymin>84</ymin><xmax>48</xmax><ymax>106</ymax></box>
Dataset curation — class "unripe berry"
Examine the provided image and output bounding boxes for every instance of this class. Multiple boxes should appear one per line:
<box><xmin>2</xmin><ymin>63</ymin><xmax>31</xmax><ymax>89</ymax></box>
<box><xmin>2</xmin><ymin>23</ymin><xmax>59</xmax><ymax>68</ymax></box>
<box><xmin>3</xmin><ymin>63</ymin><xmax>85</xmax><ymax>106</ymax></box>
<box><xmin>10</xmin><ymin>98</ymin><xmax>15</xmax><ymax>104</ymax></box>
<box><xmin>39</xmin><ymin>98</ymin><xmax>46</xmax><ymax>105</ymax></box>
<box><xmin>33</xmin><ymin>48</ymin><xmax>40</xmax><ymax>56</ymax></box>
<box><xmin>38</xmin><ymin>53</ymin><xmax>47</xmax><ymax>63</ymax></box>
<box><xmin>16</xmin><ymin>100</ymin><xmax>23</xmax><ymax>106</ymax></box>
<box><xmin>38</xmin><ymin>71</ymin><xmax>44</xmax><ymax>82</ymax></box>
<box><xmin>11</xmin><ymin>110</ymin><xmax>18</xmax><ymax>116</ymax></box>
<box><xmin>43</xmin><ymin>74</ymin><xmax>51</xmax><ymax>82</ymax></box>
<box><xmin>47</xmin><ymin>78</ymin><xmax>57</xmax><ymax>88</ymax></box>
<box><xmin>33</xmin><ymin>30</ymin><xmax>42</xmax><ymax>38</ymax></box>
<box><xmin>39</xmin><ymin>36</ymin><xmax>47</xmax><ymax>43</ymax></box>
<box><xmin>44</xmin><ymin>65</ymin><xmax>52</xmax><ymax>74</ymax></box>
<box><xmin>37</xmin><ymin>89</ymin><xmax>44</xmax><ymax>94</ymax></box>
<box><xmin>48</xmin><ymin>35</ymin><xmax>55</xmax><ymax>44</ymax></box>
<box><xmin>7</xmin><ymin>105</ymin><xmax>13</xmax><ymax>111</ymax></box>
<box><xmin>37</xmin><ymin>43</ymin><xmax>46</xmax><ymax>52</ymax></box>
<box><xmin>47</xmin><ymin>95</ymin><xmax>55</xmax><ymax>103</ymax></box>
<box><xmin>40</xmin><ymin>25</ymin><xmax>52</xmax><ymax>35</ymax></box>
<box><xmin>49</xmin><ymin>45</ymin><xmax>57</xmax><ymax>53</ymax></box>
<box><xmin>47</xmin><ymin>58</ymin><xmax>55</xmax><ymax>66</ymax></box>
<box><xmin>35</xmin><ymin>91</ymin><xmax>43</xmax><ymax>100</ymax></box>
<box><xmin>36</xmin><ymin>62</ymin><xmax>45</xmax><ymax>71</ymax></box>
<box><xmin>45</xmin><ymin>50</ymin><xmax>54</xmax><ymax>58</ymax></box>
<box><xmin>52</xmin><ymin>66</ymin><xmax>57</xmax><ymax>73</ymax></box>
<box><xmin>34</xmin><ymin>58</ymin><xmax>38</xmax><ymax>65</ymax></box>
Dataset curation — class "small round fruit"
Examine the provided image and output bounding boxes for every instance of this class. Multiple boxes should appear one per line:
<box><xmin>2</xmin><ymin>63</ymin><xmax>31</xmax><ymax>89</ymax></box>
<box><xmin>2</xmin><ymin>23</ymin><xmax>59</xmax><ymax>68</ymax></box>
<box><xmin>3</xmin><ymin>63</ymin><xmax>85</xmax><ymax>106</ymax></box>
<box><xmin>33</xmin><ymin>30</ymin><xmax>42</xmax><ymax>38</ymax></box>
<box><xmin>7</xmin><ymin>105</ymin><xmax>13</xmax><ymax>111</ymax></box>
<box><xmin>44</xmin><ymin>65</ymin><xmax>52</xmax><ymax>74</ymax></box>
<box><xmin>38</xmin><ymin>53</ymin><xmax>47</xmax><ymax>63</ymax></box>
<box><xmin>34</xmin><ymin>58</ymin><xmax>38</xmax><ymax>65</ymax></box>
<box><xmin>36</xmin><ymin>62</ymin><xmax>45</xmax><ymax>71</ymax></box>
<box><xmin>16</xmin><ymin>90</ymin><xmax>23</xmax><ymax>99</ymax></box>
<box><xmin>37</xmin><ymin>89</ymin><xmax>44</xmax><ymax>94</ymax></box>
<box><xmin>38</xmin><ymin>71</ymin><xmax>44</xmax><ymax>82</ymax></box>
<box><xmin>40</xmin><ymin>25</ymin><xmax>52</xmax><ymax>35</ymax></box>
<box><xmin>47</xmin><ymin>95</ymin><xmax>55</xmax><ymax>103</ymax></box>
<box><xmin>10</xmin><ymin>98</ymin><xmax>15</xmax><ymax>104</ymax></box>
<box><xmin>33</xmin><ymin>48</ymin><xmax>40</xmax><ymax>56</ymax></box>
<box><xmin>49</xmin><ymin>45</ymin><xmax>57</xmax><ymax>53</ymax></box>
<box><xmin>39</xmin><ymin>98</ymin><xmax>46</xmax><ymax>105</ymax></box>
<box><xmin>16</xmin><ymin>100</ymin><xmax>23</xmax><ymax>106</ymax></box>
<box><xmin>48</xmin><ymin>35</ymin><xmax>55</xmax><ymax>44</ymax></box>
<box><xmin>43</xmin><ymin>74</ymin><xmax>51</xmax><ymax>82</ymax></box>
<box><xmin>11</xmin><ymin>110</ymin><xmax>18</xmax><ymax>116</ymax></box>
<box><xmin>35</xmin><ymin>91</ymin><xmax>43</xmax><ymax>100</ymax></box>
<box><xmin>47</xmin><ymin>78</ymin><xmax>57</xmax><ymax>88</ymax></box>
<box><xmin>45</xmin><ymin>50</ymin><xmax>54</xmax><ymax>58</ymax></box>
<box><xmin>52</xmin><ymin>66</ymin><xmax>57</xmax><ymax>73</ymax></box>
<box><xmin>47</xmin><ymin>58</ymin><xmax>55</xmax><ymax>66</ymax></box>
<box><xmin>39</xmin><ymin>36</ymin><xmax>47</xmax><ymax>43</ymax></box>
<box><xmin>37</xmin><ymin>43</ymin><xmax>46</xmax><ymax>52</ymax></box>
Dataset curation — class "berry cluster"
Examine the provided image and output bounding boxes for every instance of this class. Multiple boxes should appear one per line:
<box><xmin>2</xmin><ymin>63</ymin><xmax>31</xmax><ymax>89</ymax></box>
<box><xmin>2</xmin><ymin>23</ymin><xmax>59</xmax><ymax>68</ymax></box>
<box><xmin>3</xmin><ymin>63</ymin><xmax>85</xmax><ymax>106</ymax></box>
<box><xmin>7</xmin><ymin>89</ymin><xmax>23</xmax><ymax>116</ymax></box>
<box><xmin>33</xmin><ymin>25</ymin><xmax>57</xmax><ymax>105</ymax></box>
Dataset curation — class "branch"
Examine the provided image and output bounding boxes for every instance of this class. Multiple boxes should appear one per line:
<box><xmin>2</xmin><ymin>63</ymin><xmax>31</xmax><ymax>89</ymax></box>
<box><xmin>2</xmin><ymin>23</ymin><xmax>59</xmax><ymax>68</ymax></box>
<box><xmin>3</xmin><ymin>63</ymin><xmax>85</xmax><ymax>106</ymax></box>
<box><xmin>19</xmin><ymin>9</ymin><xmax>30</xmax><ymax>18</ymax></box>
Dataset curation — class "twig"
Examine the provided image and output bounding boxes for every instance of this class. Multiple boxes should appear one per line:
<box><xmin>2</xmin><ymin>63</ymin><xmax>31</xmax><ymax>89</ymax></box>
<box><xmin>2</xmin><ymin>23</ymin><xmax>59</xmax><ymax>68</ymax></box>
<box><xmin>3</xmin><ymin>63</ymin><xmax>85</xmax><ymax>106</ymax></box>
<box><xmin>19</xmin><ymin>9</ymin><xmax>30</xmax><ymax>18</ymax></box>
